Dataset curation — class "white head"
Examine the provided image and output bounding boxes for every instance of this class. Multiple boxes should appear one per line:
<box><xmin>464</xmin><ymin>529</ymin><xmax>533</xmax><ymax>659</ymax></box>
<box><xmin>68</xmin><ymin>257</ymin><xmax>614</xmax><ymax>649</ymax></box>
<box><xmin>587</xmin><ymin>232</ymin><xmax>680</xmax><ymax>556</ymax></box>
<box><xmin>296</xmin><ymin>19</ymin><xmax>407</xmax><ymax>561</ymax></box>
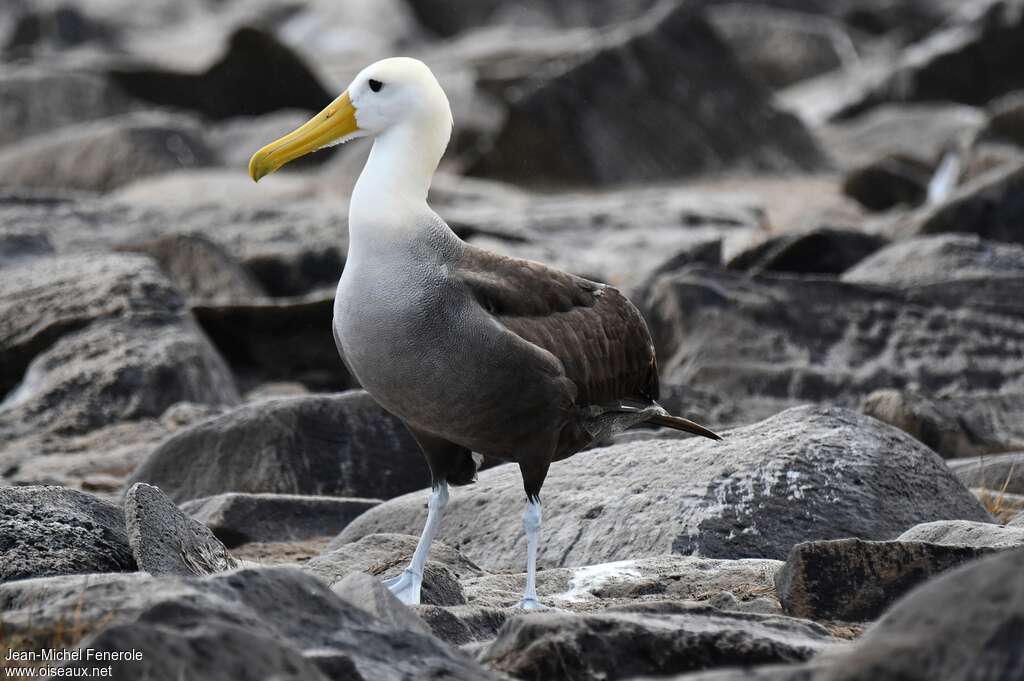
<box><xmin>249</xmin><ymin>57</ymin><xmax>453</xmax><ymax>194</ymax></box>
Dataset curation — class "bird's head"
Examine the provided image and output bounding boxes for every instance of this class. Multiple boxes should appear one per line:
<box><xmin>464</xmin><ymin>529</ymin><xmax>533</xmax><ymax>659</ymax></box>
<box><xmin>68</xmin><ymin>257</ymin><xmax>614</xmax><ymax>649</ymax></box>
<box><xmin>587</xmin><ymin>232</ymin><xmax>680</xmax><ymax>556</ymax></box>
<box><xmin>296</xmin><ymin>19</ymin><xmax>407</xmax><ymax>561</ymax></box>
<box><xmin>248</xmin><ymin>57</ymin><xmax>452</xmax><ymax>182</ymax></box>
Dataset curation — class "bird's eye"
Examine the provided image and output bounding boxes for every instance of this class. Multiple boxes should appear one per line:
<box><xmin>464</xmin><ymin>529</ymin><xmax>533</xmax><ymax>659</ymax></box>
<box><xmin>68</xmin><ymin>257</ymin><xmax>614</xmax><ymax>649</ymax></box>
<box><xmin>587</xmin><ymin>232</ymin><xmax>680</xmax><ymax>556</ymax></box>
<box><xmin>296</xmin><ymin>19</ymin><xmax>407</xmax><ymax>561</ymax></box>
<box><xmin>368</xmin><ymin>79</ymin><xmax>383</xmax><ymax>93</ymax></box>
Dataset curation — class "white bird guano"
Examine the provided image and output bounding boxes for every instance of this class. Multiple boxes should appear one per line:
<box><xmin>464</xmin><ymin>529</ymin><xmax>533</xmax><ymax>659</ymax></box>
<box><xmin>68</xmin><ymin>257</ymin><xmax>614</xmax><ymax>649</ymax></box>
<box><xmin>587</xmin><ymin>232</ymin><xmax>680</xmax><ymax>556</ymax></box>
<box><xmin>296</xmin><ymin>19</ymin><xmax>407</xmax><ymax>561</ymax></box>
<box><xmin>249</xmin><ymin>57</ymin><xmax>720</xmax><ymax>609</ymax></box>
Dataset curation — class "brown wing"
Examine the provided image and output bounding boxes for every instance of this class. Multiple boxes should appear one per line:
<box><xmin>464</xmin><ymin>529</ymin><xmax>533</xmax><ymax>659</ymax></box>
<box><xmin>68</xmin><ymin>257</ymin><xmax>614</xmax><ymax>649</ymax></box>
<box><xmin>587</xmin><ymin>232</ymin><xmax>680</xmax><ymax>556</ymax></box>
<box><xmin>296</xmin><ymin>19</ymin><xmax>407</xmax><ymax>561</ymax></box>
<box><xmin>453</xmin><ymin>244</ymin><xmax>658</xmax><ymax>407</ymax></box>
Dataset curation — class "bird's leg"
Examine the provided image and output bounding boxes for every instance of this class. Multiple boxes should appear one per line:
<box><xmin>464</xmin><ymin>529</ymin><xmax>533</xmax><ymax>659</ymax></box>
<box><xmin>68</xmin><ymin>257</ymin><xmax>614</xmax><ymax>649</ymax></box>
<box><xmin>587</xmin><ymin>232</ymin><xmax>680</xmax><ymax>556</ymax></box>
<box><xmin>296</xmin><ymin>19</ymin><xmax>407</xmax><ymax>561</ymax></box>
<box><xmin>383</xmin><ymin>481</ymin><xmax>449</xmax><ymax>605</ymax></box>
<box><xmin>519</xmin><ymin>498</ymin><xmax>544</xmax><ymax>609</ymax></box>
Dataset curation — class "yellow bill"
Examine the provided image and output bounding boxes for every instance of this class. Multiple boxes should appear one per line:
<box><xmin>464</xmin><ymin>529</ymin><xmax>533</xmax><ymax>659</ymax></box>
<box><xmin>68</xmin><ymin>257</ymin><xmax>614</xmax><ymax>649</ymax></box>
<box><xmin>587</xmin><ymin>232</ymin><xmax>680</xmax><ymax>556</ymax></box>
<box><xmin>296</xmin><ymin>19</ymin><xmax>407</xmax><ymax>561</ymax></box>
<box><xmin>248</xmin><ymin>90</ymin><xmax>359</xmax><ymax>182</ymax></box>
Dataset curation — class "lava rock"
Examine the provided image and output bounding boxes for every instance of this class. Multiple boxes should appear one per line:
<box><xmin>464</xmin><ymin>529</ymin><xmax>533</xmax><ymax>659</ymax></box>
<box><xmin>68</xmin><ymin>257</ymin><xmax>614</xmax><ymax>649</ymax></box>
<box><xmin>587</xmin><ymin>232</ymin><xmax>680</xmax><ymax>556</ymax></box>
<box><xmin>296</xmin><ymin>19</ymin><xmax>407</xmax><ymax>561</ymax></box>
<box><xmin>108</xmin><ymin>27</ymin><xmax>331</xmax><ymax>121</ymax></box>
<box><xmin>124</xmin><ymin>483</ymin><xmax>235</xmax><ymax>576</ymax></box>
<box><xmin>331</xmin><ymin>571</ymin><xmax>434</xmax><ymax>636</ymax></box>
<box><xmin>861</xmin><ymin>389</ymin><xmax>1024</xmax><ymax>458</ymax></box>
<box><xmin>404</xmin><ymin>0</ymin><xmax>657</xmax><ymax>37</ymax></box>
<box><xmin>336</xmin><ymin>407</ymin><xmax>990</xmax><ymax>570</ymax></box>
<box><xmin>0</xmin><ymin>112</ymin><xmax>216</xmax><ymax>193</ymax></box>
<box><xmin>982</xmin><ymin>90</ymin><xmax>1024</xmax><ymax>147</ymax></box>
<box><xmin>842</xmin><ymin>154</ymin><xmax>933</xmax><ymax>211</ymax></box>
<box><xmin>897</xmin><ymin>519</ymin><xmax>1024</xmax><ymax>549</ymax></box>
<box><xmin>776</xmin><ymin>538</ymin><xmax>994</xmax><ymax>622</ymax></box>
<box><xmin>725</xmin><ymin>228</ymin><xmax>887</xmax><ymax>275</ymax></box>
<box><xmin>947</xmin><ymin>453</ymin><xmax>1024</xmax><ymax>495</ymax></box>
<box><xmin>0</xmin><ymin>486</ymin><xmax>135</xmax><ymax>583</ymax></box>
<box><xmin>468</xmin><ymin>3</ymin><xmax>825</xmax><ymax>186</ymax></box>
<box><xmin>127</xmin><ymin>391</ymin><xmax>424</xmax><ymax>503</ymax></box>
<box><xmin>412</xmin><ymin>604</ymin><xmax>512</xmax><ymax>645</ymax></box>
<box><xmin>479</xmin><ymin>603</ymin><xmax>838</xmax><ymax>681</ymax></box>
<box><xmin>182</xmin><ymin>493</ymin><xmax>380</xmax><ymax>547</ymax></box>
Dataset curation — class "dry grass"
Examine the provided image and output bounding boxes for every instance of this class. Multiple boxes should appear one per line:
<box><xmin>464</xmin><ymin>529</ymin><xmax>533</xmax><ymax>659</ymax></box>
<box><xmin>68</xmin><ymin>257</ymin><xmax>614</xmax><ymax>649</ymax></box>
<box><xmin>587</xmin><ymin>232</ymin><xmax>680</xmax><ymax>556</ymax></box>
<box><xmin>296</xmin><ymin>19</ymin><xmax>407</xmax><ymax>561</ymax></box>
<box><xmin>972</xmin><ymin>461</ymin><xmax>1022</xmax><ymax>523</ymax></box>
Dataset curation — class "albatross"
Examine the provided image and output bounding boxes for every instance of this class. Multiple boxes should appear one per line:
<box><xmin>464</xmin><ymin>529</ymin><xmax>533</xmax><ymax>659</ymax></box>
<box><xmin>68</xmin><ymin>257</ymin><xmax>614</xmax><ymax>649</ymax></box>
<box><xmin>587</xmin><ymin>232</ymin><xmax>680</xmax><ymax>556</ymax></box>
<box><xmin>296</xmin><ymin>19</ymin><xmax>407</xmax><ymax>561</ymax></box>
<box><xmin>249</xmin><ymin>57</ymin><xmax>721</xmax><ymax>609</ymax></box>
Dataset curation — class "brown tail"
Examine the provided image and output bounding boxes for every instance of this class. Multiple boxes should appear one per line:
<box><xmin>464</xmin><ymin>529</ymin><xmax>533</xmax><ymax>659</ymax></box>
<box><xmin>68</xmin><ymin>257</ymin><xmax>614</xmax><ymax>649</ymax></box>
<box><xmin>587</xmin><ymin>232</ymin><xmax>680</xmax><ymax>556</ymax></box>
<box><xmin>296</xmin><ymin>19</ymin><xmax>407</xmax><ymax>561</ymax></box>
<box><xmin>647</xmin><ymin>413</ymin><xmax>722</xmax><ymax>440</ymax></box>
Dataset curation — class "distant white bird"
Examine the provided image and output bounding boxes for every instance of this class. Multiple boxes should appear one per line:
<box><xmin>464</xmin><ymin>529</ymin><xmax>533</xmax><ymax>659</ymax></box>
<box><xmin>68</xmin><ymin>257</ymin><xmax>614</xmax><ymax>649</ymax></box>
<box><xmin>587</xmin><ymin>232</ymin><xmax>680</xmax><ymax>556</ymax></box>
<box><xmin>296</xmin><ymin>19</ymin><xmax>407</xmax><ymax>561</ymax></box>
<box><xmin>249</xmin><ymin>57</ymin><xmax>720</xmax><ymax>609</ymax></box>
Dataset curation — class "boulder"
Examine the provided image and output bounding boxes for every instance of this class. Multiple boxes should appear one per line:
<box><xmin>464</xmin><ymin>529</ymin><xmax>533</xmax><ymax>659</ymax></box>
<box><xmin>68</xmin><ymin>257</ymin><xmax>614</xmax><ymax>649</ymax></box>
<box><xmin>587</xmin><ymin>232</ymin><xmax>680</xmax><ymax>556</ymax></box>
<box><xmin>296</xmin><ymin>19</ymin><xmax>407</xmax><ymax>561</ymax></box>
<box><xmin>0</xmin><ymin>112</ymin><xmax>216</xmax><ymax>193</ymax></box>
<box><xmin>895</xmin><ymin>159</ymin><xmax>1024</xmax><ymax>244</ymax></box>
<box><xmin>775</xmin><ymin>538</ymin><xmax>995</xmax><ymax>622</ymax></box>
<box><xmin>335</xmin><ymin>407</ymin><xmax>991</xmax><ymax>571</ymax></box>
<box><xmin>479</xmin><ymin>603</ymin><xmax>839</xmax><ymax>681</ymax></box>
<box><xmin>124</xmin><ymin>483</ymin><xmax>236</xmax><ymax>576</ymax></box>
<box><xmin>841</xmin><ymin>154</ymin><xmax>933</xmax><ymax>211</ymax></box>
<box><xmin>861</xmin><ymin>390</ymin><xmax>1024</xmax><ymax>458</ymax></box>
<box><xmin>644</xmin><ymin>266</ymin><xmax>1024</xmax><ymax>420</ymax></box>
<box><xmin>0</xmin><ymin>227</ymin><xmax>54</xmax><ymax>265</ymax></box>
<box><xmin>467</xmin><ymin>3</ymin><xmax>825</xmax><ymax>187</ymax></box>
<box><xmin>897</xmin><ymin>519</ymin><xmax>1024</xmax><ymax>548</ymax></box>
<box><xmin>412</xmin><ymin>604</ymin><xmax>512</xmax><ymax>645</ymax></box>
<box><xmin>0</xmin><ymin>68</ymin><xmax>138</xmax><ymax>149</ymax></box>
<box><xmin>725</xmin><ymin>228</ymin><xmax>887</xmax><ymax>276</ymax></box>
<box><xmin>17</xmin><ymin>567</ymin><xmax>495</xmax><ymax>680</ymax></box>
<box><xmin>982</xmin><ymin>89</ymin><xmax>1024</xmax><ymax>147</ymax></box>
<box><xmin>2</xmin><ymin>3</ymin><xmax>118</xmax><ymax>58</ymax></box>
<box><xmin>127</xmin><ymin>391</ymin><xmax>425</xmax><ymax>503</ymax></box>
<box><xmin>947</xmin><ymin>453</ymin><xmax>1024</xmax><ymax>495</ymax></box>
<box><xmin>0</xmin><ymin>486</ymin><xmax>135</xmax><ymax>583</ymax></box>
<box><xmin>403</xmin><ymin>0</ymin><xmax>657</xmax><ymax>36</ymax></box>
<box><xmin>107</xmin><ymin>27</ymin><xmax>332</xmax><ymax>121</ymax></box>
<box><xmin>331</xmin><ymin>571</ymin><xmax>434</xmax><ymax>637</ymax></box>
<box><xmin>842</xmin><ymin>233</ymin><xmax>1024</xmax><ymax>287</ymax></box>
<box><xmin>182</xmin><ymin>492</ymin><xmax>380</xmax><ymax>547</ymax></box>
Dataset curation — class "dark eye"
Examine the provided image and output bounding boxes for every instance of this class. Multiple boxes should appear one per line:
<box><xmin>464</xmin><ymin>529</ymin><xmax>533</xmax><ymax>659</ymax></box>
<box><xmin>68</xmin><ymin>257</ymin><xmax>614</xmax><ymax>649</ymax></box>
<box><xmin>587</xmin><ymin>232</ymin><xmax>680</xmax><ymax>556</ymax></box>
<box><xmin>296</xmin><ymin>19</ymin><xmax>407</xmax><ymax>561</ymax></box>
<box><xmin>368</xmin><ymin>79</ymin><xmax>383</xmax><ymax>93</ymax></box>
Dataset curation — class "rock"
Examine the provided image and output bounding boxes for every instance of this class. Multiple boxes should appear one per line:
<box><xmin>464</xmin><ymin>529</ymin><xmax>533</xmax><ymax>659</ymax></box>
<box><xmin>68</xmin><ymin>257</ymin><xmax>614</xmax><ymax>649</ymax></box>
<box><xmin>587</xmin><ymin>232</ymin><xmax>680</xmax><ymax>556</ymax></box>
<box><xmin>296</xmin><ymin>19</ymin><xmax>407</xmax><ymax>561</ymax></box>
<box><xmin>861</xmin><ymin>390</ymin><xmax>1024</xmax><ymax>458</ymax></box>
<box><xmin>947</xmin><ymin>452</ymin><xmax>1024</xmax><ymax>495</ymax></box>
<box><xmin>124</xmin><ymin>483</ymin><xmax>235</xmax><ymax>576</ymax></box>
<box><xmin>117</xmin><ymin>233</ymin><xmax>266</xmax><ymax>304</ymax></box>
<box><xmin>182</xmin><ymin>493</ymin><xmax>380</xmax><ymax>547</ymax></box>
<box><xmin>192</xmin><ymin>292</ymin><xmax>352</xmax><ymax>393</ymax></box>
<box><xmin>725</xmin><ymin>228</ymin><xmax>887</xmax><ymax>276</ymax></box>
<box><xmin>208</xmin><ymin>109</ymin><xmax>340</xmax><ymax>169</ymax></box>
<box><xmin>0</xmin><ymin>227</ymin><xmax>53</xmax><ymax>265</ymax></box>
<box><xmin>108</xmin><ymin>27</ymin><xmax>332</xmax><ymax>121</ymax></box>
<box><xmin>127</xmin><ymin>391</ymin><xmax>425</xmax><ymax>503</ymax></box>
<box><xmin>412</xmin><ymin>604</ymin><xmax>512</xmax><ymax>645</ymax></box>
<box><xmin>1010</xmin><ymin>513</ymin><xmax>1024</xmax><ymax>527</ymax></box>
<box><xmin>837</xmin><ymin>1</ymin><xmax>1024</xmax><ymax>117</ymax></box>
<box><xmin>776</xmin><ymin>538</ymin><xmax>995</xmax><ymax>622</ymax></box>
<box><xmin>843</xmin><ymin>233</ymin><xmax>1024</xmax><ymax>287</ymax></box>
<box><xmin>0</xmin><ymin>68</ymin><xmax>139</xmax><ymax>149</ymax></box>
<box><xmin>467</xmin><ymin>3</ymin><xmax>825</xmax><ymax>187</ymax></box>
<box><xmin>12</xmin><ymin>566</ymin><xmax>495</xmax><ymax>680</ymax></box>
<box><xmin>896</xmin><ymin>159</ymin><xmax>1024</xmax><ymax>244</ymax></box>
<box><xmin>819</xmin><ymin>103</ymin><xmax>984</xmax><ymax>170</ymax></box>
<box><xmin>0</xmin><ymin>111</ymin><xmax>215</xmax><ymax>193</ymax></box>
<box><xmin>404</xmin><ymin>0</ymin><xmax>657</xmax><ymax>36</ymax></box>
<box><xmin>841</xmin><ymin>154</ymin><xmax>933</xmax><ymax>211</ymax></box>
<box><xmin>982</xmin><ymin>90</ymin><xmax>1024</xmax><ymax>147</ymax></box>
<box><xmin>897</xmin><ymin>519</ymin><xmax>1024</xmax><ymax>549</ymax></box>
<box><xmin>309</xmin><ymin>533</ymin><xmax>480</xmax><ymax>606</ymax></box>
<box><xmin>0</xmin><ymin>486</ymin><xmax>135</xmax><ymax>583</ymax></box>
<box><xmin>336</xmin><ymin>407</ymin><xmax>990</xmax><ymax>571</ymax></box>
<box><xmin>331</xmin><ymin>571</ymin><xmax>433</xmax><ymax>636</ymax></box>
<box><xmin>3</xmin><ymin>3</ymin><xmax>118</xmax><ymax>58</ymax></box>
<box><xmin>706</xmin><ymin>5</ymin><xmax>847</xmax><ymax>89</ymax></box>
<box><xmin>644</xmin><ymin>266</ymin><xmax>1024</xmax><ymax>421</ymax></box>
<box><xmin>479</xmin><ymin>603</ymin><xmax>839</xmax><ymax>681</ymax></box>
<box><xmin>460</xmin><ymin>554</ymin><xmax>782</xmax><ymax>612</ymax></box>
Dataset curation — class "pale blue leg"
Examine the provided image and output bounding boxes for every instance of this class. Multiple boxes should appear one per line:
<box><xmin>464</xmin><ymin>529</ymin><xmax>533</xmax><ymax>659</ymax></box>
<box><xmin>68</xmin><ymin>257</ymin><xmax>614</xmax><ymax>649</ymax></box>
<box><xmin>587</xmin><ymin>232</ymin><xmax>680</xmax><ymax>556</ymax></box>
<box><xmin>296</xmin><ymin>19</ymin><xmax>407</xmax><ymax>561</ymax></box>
<box><xmin>384</xmin><ymin>481</ymin><xmax>449</xmax><ymax>605</ymax></box>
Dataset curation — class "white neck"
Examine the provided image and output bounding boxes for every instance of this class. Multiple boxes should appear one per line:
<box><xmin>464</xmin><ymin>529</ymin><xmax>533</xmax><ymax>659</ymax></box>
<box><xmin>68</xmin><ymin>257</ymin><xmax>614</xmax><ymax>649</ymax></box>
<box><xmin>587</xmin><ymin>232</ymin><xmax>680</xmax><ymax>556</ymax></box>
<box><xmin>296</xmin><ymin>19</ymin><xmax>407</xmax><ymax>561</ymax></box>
<box><xmin>348</xmin><ymin>118</ymin><xmax>448</xmax><ymax>248</ymax></box>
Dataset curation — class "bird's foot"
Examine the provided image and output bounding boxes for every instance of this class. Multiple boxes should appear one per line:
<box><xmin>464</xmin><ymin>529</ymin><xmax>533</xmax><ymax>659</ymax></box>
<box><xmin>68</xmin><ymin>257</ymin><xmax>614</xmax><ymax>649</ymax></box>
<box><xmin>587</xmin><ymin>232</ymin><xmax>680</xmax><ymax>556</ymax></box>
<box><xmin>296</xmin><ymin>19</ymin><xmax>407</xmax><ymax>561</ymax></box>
<box><xmin>383</xmin><ymin>569</ymin><xmax>422</xmax><ymax>605</ymax></box>
<box><xmin>518</xmin><ymin>595</ymin><xmax>548</xmax><ymax>610</ymax></box>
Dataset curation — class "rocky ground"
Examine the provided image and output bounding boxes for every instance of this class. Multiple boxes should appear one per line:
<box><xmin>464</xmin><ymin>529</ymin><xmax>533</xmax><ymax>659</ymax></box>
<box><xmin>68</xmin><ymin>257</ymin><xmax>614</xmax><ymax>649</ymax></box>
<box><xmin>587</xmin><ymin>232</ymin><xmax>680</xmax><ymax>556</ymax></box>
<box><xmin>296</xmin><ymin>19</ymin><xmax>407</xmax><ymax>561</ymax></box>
<box><xmin>2</xmin><ymin>0</ymin><xmax>1024</xmax><ymax>679</ymax></box>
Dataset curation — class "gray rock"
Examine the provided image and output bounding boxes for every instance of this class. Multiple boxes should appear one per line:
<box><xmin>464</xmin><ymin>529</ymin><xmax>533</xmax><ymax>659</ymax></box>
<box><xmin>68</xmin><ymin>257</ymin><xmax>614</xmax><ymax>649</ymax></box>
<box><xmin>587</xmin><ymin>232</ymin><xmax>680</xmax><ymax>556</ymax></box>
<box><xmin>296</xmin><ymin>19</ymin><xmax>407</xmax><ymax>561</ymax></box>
<box><xmin>479</xmin><ymin>603</ymin><xmax>839</xmax><ymax>681</ymax></box>
<box><xmin>309</xmin><ymin>533</ymin><xmax>480</xmax><ymax>606</ymax></box>
<box><xmin>331</xmin><ymin>571</ymin><xmax>433</xmax><ymax>636</ymax></box>
<box><xmin>41</xmin><ymin>566</ymin><xmax>497</xmax><ymax>680</ymax></box>
<box><xmin>1009</xmin><ymin>512</ymin><xmax>1024</xmax><ymax>527</ymax></box>
<box><xmin>117</xmin><ymin>232</ymin><xmax>266</xmax><ymax>304</ymax></box>
<box><xmin>461</xmin><ymin>554</ymin><xmax>782</xmax><ymax>612</ymax></box>
<box><xmin>982</xmin><ymin>90</ymin><xmax>1024</xmax><ymax>147</ymax></box>
<box><xmin>644</xmin><ymin>266</ymin><xmax>1024</xmax><ymax>422</ymax></box>
<box><xmin>843</xmin><ymin>234</ymin><xmax>1024</xmax><ymax>287</ymax></box>
<box><xmin>0</xmin><ymin>486</ymin><xmax>135</xmax><ymax>583</ymax></box>
<box><xmin>468</xmin><ymin>3</ymin><xmax>825</xmax><ymax>186</ymax></box>
<box><xmin>404</xmin><ymin>0</ymin><xmax>657</xmax><ymax>36</ymax></box>
<box><xmin>904</xmin><ymin>157</ymin><xmax>1024</xmax><ymax>244</ymax></box>
<box><xmin>127</xmin><ymin>391</ymin><xmax>424</xmax><ymax>503</ymax></box>
<box><xmin>725</xmin><ymin>228</ymin><xmax>887</xmax><ymax>276</ymax></box>
<box><xmin>124</xmin><ymin>483</ymin><xmax>235</xmax><ymax>576</ymax></box>
<box><xmin>412</xmin><ymin>604</ymin><xmax>512</xmax><ymax>646</ymax></box>
<box><xmin>0</xmin><ymin>68</ymin><xmax>138</xmax><ymax>149</ymax></box>
<box><xmin>841</xmin><ymin>154</ymin><xmax>933</xmax><ymax>211</ymax></box>
<box><xmin>897</xmin><ymin>519</ymin><xmax>1024</xmax><ymax>548</ymax></box>
<box><xmin>0</xmin><ymin>111</ymin><xmax>216</xmax><ymax>193</ymax></box>
<box><xmin>861</xmin><ymin>390</ymin><xmax>1024</xmax><ymax>458</ymax></box>
<box><xmin>0</xmin><ymin>227</ymin><xmax>54</xmax><ymax>265</ymax></box>
<box><xmin>336</xmin><ymin>407</ymin><xmax>990</xmax><ymax>571</ymax></box>
<box><xmin>776</xmin><ymin>538</ymin><xmax>995</xmax><ymax>622</ymax></box>
<box><xmin>182</xmin><ymin>493</ymin><xmax>380</xmax><ymax>547</ymax></box>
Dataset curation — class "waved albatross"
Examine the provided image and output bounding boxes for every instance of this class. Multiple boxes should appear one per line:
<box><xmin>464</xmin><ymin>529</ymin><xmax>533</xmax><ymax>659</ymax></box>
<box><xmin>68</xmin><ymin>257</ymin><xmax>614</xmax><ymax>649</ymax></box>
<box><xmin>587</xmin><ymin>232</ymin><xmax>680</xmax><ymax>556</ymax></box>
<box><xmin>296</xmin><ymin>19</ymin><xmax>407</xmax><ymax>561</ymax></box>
<box><xmin>249</xmin><ymin>58</ymin><xmax>720</xmax><ymax>609</ymax></box>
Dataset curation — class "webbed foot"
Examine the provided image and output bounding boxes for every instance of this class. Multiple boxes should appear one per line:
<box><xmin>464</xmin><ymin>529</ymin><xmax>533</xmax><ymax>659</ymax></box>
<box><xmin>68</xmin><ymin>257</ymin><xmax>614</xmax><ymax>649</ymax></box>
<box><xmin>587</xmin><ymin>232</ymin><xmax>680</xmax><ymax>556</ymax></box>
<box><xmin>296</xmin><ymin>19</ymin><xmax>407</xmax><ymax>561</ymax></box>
<box><xmin>383</xmin><ymin>569</ymin><xmax>422</xmax><ymax>605</ymax></box>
